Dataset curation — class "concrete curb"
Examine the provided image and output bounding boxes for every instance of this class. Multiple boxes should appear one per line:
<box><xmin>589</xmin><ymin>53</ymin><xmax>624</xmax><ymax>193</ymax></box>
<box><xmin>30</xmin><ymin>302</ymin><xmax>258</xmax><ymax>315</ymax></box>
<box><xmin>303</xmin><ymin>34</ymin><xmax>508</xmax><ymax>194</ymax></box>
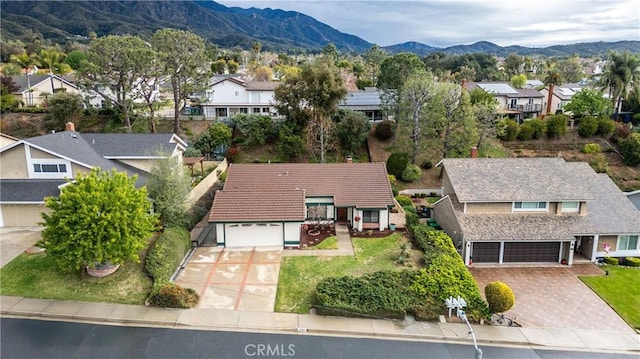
<box><xmin>2</xmin><ymin>295</ymin><xmax>639</xmax><ymax>353</ymax></box>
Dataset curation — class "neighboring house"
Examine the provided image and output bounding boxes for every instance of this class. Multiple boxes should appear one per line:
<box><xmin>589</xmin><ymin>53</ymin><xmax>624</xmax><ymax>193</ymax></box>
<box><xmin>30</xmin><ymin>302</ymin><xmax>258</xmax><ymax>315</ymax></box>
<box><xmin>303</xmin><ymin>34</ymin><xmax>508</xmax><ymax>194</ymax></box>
<box><xmin>539</xmin><ymin>85</ymin><xmax>583</xmax><ymax>115</ymax></box>
<box><xmin>464</xmin><ymin>81</ymin><xmax>543</xmax><ymax>123</ymax></box>
<box><xmin>209</xmin><ymin>162</ymin><xmax>395</xmax><ymax>248</ymax></box>
<box><xmin>6</xmin><ymin>74</ymin><xmax>81</xmax><ymax>107</ymax></box>
<box><xmin>0</xmin><ymin>123</ymin><xmax>186</xmax><ymax>227</ymax></box>
<box><xmin>200</xmin><ymin>75</ymin><xmax>279</xmax><ymax>119</ymax></box>
<box><xmin>626</xmin><ymin>190</ymin><xmax>640</xmax><ymax>211</ymax></box>
<box><xmin>0</xmin><ymin>133</ymin><xmax>19</xmax><ymax>148</ymax></box>
<box><xmin>339</xmin><ymin>87</ymin><xmax>392</xmax><ymax>122</ymax></box>
<box><xmin>433</xmin><ymin>158</ymin><xmax>640</xmax><ymax>266</ymax></box>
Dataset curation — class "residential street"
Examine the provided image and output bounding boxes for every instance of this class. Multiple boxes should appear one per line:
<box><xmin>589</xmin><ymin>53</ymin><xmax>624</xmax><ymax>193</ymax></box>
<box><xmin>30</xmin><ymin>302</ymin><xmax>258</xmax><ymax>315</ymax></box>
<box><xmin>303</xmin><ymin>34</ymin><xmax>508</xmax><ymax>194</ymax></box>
<box><xmin>1</xmin><ymin>318</ymin><xmax>636</xmax><ymax>359</ymax></box>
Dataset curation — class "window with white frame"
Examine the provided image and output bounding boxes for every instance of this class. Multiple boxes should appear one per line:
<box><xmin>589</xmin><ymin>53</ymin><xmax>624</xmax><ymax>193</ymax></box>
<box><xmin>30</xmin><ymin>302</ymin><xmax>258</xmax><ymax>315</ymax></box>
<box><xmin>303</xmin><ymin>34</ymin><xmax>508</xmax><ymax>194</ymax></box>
<box><xmin>34</xmin><ymin>163</ymin><xmax>67</xmax><ymax>173</ymax></box>
<box><xmin>363</xmin><ymin>210</ymin><xmax>379</xmax><ymax>223</ymax></box>
<box><xmin>30</xmin><ymin>159</ymin><xmax>71</xmax><ymax>179</ymax></box>
<box><xmin>618</xmin><ymin>235</ymin><xmax>639</xmax><ymax>250</ymax></box>
<box><xmin>561</xmin><ymin>201</ymin><xmax>579</xmax><ymax>213</ymax></box>
<box><xmin>513</xmin><ymin>201</ymin><xmax>547</xmax><ymax>212</ymax></box>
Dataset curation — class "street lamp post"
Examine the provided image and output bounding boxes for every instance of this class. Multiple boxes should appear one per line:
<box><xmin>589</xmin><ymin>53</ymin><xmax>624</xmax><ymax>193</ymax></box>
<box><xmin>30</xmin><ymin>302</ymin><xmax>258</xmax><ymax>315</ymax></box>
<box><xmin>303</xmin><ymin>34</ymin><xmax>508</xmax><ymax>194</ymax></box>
<box><xmin>445</xmin><ymin>295</ymin><xmax>482</xmax><ymax>359</ymax></box>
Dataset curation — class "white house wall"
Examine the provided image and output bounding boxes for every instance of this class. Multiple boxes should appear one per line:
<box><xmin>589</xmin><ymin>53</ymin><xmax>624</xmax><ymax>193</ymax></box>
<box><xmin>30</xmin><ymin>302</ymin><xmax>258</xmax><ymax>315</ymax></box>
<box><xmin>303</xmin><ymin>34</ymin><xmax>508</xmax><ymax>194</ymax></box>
<box><xmin>284</xmin><ymin>222</ymin><xmax>302</xmax><ymax>246</ymax></box>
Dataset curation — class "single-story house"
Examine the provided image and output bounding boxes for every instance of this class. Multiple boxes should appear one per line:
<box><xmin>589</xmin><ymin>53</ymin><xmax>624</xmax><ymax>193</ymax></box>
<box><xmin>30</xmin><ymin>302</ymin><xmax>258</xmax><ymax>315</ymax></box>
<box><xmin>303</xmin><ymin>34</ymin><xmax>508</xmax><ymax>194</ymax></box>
<box><xmin>0</xmin><ymin>123</ymin><xmax>186</xmax><ymax>227</ymax></box>
<box><xmin>339</xmin><ymin>87</ymin><xmax>393</xmax><ymax>122</ymax></box>
<box><xmin>5</xmin><ymin>74</ymin><xmax>81</xmax><ymax>107</ymax></box>
<box><xmin>433</xmin><ymin>157</ymin><xmax>640</xmax><ymax>265</ymax></box>
<box><xmin>209</xmin><ymin>162</ymin><xmax>395</xmax><ymax>248</ymax></box>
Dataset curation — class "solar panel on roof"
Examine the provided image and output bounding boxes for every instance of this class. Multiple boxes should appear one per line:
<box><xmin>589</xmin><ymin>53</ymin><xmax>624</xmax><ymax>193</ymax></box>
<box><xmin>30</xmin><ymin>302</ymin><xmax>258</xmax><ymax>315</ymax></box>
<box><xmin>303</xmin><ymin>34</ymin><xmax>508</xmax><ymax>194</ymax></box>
<box><xmin>478</xmin><ymin>83</ymin><xmax>517</xmax><ymax>94</ymax></box>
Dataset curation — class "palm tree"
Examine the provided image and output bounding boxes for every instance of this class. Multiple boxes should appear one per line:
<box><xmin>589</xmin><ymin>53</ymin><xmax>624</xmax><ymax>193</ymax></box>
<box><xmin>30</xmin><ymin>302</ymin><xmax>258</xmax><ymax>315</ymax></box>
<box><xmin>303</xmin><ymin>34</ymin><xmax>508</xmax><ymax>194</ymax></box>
<box><xmin>10</xmin><ymin>51</ymin><xmax>36</xmax><ymax>105</ymax></box>
<box><xmin>543</xmin><ymin>68</ymin><xmax>562</xmax><ymax>116</ymax></box>
<box><xmin>34</xmin><ymin>48</ymin><xmax>64</xmax><ymax>93</ymax></box>
<box><xmin>598</xmin><ymin>51</ymin><xmax>640</xmax><ymax>114</ymax></box>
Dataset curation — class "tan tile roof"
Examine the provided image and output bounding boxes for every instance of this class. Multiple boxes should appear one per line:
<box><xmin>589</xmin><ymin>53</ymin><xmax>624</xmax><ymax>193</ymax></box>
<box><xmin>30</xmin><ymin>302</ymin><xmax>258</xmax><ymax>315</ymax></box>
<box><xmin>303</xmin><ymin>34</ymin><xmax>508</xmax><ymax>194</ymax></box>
<box><xmin>246</xmin><ymin>82</ymin><xmax>279</xmax><ymax>91</ymax></box>
<box><xmin>222</xmin><ymin>162</ymin><xmax>394</xmax><ymax>208</ymax></box>
<box><xmin>209</xmin><ymin>190</ymin><xmax>305</xmax><ymax>222</ymax></box>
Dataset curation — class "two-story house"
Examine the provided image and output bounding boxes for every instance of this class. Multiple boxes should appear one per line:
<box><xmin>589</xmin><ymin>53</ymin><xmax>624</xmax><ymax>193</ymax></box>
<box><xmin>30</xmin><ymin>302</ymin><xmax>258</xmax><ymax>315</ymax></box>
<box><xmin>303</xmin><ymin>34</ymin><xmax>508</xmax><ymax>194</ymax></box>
<box><xmin>433</xmin><ymin>158</ymin><xmax>640</xmax><ymax>266</ymax></box>
<box><xmin>5</xmin><ymin>74</ymin><xmax>81</xmax><ymax>107</ymax></box>
<box><xmin>338</xmin><ymin>87</ymin><xmax>393</xmax><ymax>122</ymax></box>
<box><xmin>200</xmin><ymin>75</ymin><xmax>279</xmax><ymax>119</ymax></box>
<box><xmin>464</xmin><ymin>81</ymin><xmax>544</xmax><ymax>123</ymax></box>
<box><xmin>0</xmin><ymin>123</ymin><xmax>186</xmax><ymax>227</ymax></box>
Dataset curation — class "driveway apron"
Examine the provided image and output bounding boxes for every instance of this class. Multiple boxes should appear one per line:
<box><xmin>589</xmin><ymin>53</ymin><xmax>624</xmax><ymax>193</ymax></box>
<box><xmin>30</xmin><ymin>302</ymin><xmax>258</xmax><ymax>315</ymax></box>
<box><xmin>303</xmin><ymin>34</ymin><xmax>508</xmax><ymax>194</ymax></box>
<box><xmin>174</xmin><ymin>247</ymin><xmax>282</xmax><ymax>312</ymax></box>
<box><xmin>470</xmin><ymin>264</ymin><xmax>634</xmax><ymax>334</ymax></box>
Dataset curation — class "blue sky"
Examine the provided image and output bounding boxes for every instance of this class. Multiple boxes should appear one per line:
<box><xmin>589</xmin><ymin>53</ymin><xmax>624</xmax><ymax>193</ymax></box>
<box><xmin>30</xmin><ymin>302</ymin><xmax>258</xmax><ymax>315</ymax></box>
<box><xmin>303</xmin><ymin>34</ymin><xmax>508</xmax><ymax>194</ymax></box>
<box><xmin>216</xmin><ymin>0</ymin><xmax>640</xmax><ymax>47</ymax></box>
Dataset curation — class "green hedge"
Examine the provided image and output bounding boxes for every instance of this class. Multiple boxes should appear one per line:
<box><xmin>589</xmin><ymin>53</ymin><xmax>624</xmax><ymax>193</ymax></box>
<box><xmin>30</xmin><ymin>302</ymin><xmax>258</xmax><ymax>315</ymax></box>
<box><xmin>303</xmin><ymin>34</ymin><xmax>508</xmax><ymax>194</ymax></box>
<box><xmin>395</xmin><ymin>195</ymin><xmax>413</xmax><ymax>207</ymax></box>
<box><xmin>603</xmin><ymin>256</ymin><xmax>619</xmax><ymax>265</ymax></box>
<box><xmin>145</xmin><ymin>227</ymin><xmax>191</xmax><ymax>283</ymax></box>
<box><xmin>315</xmin><ymin>270</ymin><xmax>426</xmax><ymax>319</ymax></box>
<box><xmin>625</xmin><ymin>257</ymin><xmax>640</xmax><ymax>267</ymax></box>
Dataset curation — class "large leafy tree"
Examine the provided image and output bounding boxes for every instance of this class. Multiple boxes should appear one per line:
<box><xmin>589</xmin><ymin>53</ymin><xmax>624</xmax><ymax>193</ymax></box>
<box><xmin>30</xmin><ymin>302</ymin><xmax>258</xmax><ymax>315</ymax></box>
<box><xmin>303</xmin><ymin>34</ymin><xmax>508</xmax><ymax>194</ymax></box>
<box><xmin>564</xmin><ymin>88</ymin><xmax>612</xmax><ymax>118</ymax></box>
<box><xmin>152</xmin><ymin>28</ymin><xmax>210</xmax><ymax>134</ymax></box>
<box><xmin>147</xmin><ymin>155</ymin><xmax>192</xmax><ymax>227</ymax></box>
<box><xmin>333</xmin><ymin>109</ymin><xmax>370</xmax><ymax>156</ymax></box>
<box><xmin>80</xmin><ymin>35</ymin><xmax>153</xmax><ymax>130</ymax></box>
<box><xmin>433</xmin><ymin>82</ymin><xmax>478</xmax><ymax>158</ymax></box>
<box><xmin>46</xmin><ymin>92</ymin><xmax>84</xmax><ymax>130</ymax></box>
<box><xmin>38</xmin><ymin>169</ymin><xmax>158</xmax><ymax>273</ymax></box>
<box><xmin>598</xmin><ymin>51</ymin><xmax>640</xmax><ymax>114</ymax></box>
<box><xmin>378</xmin><ymin>52</ymin><xmax>425</xmax><ymax>90</ymax></box>
<box><xmin>274</xmin><ymin>60</ymin><xmax>347</xmax><ymax>163</ymax></box>
<box><xmin>363</xmin><ymin>44</ymin><xmax>388</xmax><ymax>86</ymax></box>
<box><xmin>399</xmin><ymin>71</ymin><xmax>438</xmax><ymax>164</ymax></box>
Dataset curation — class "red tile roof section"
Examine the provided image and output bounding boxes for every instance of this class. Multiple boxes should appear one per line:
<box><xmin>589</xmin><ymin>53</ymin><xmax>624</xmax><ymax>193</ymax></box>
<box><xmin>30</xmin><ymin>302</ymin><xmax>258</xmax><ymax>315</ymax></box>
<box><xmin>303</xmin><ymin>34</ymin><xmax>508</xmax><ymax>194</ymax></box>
<box><xmin>209</xmin><ymin>190</ymin><xmax>306</xmax><ymax>222</ymax></box>
<box><xmin>209</xmin><ymin>163</ymin><xmax>394</xmax><ymax>223</ymax></box>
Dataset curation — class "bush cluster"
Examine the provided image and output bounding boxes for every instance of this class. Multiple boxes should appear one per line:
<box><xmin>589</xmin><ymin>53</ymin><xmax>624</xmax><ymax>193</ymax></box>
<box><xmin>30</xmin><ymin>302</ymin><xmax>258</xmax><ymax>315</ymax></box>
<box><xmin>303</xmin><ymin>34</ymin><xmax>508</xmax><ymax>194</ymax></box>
<box><xmin>582</xmin><ymin>143</ymin><xmax>601</xmax><ymax>154</ymax></box>
<box><xmin>147</xmin><ymin>282</ymin><xmax>199</xmax><ymax>308</ymax></box>
<box><xmin>374</xmin><ymin>120</ymin><xmax>397</xmax><ymax>140</ymax></box>
<box><xmin>603</xmin><ymin>256</ymin><xmax>619</xmax><ymax>265</ymax></box>
<box><xmin>12</xmin><ymin>107</ymin><xmax>48</xmax><ymax>114</ymax></box>
<box><xmin>624</xmin><ymin>257</ymin><xmax>640</xmax><ymax>267</ymax></box>
<box><xmin>619</xmin><ymin>133</ymin><xmax>640</xmax><ymax>166</ymax></box>
<box><xmin>421</xmin><ymin>160</ymin><xmax>433</xmax><ymax>169</ymax></box>
<box><xmin>484</xmin><ymin>281</ymin><xmax>515</xmax><ymax>314</ymax></box>
<box><xmin>386</xmin><ymin>152</ymin><xmax>409</xmax><ymax>178</ymax></box>
<box><xmin>401</xmin><ymin>164</ymin><xmax>422</xmax><ymax>182</ymax></box>
<box><xmin>395</xmin><ymin>195</ymin><xmax>413</xmax><ymax>207</ymax></box>
<box><xmin>597</xmin><ymin>118</ymin><xmax>616</xmax><ymax>137</ymax></box>
<box><xmin>545</xmin><ymin>115</ymin><xmax>568</xmax><ymax>138</ymax></box>
<box><xmin>578</xmin><ymin>116</ymin><xmax>598</xmax><ymax>137</ymax></box>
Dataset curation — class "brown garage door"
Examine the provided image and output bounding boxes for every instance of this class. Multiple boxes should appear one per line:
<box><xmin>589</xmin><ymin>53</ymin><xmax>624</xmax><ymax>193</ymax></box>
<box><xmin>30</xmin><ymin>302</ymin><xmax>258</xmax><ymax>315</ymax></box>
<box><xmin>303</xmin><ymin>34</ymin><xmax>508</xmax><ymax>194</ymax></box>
<box><xmin>471</xmin><ymin>242</ymin><xmax>500</xmax><ymax>263</ymax></box>
<box><xmin>503</xmin><ymin>242</ymin><xmax>560</xmax><ymax>262</ymax></box>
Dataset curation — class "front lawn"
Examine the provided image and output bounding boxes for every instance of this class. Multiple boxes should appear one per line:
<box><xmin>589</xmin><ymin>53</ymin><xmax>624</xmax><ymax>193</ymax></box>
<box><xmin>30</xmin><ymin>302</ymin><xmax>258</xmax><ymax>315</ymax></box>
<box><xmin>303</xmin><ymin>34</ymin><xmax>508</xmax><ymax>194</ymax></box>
<box><xmin>580</xmin><ymin>265</ymin><xmax>640</xmax><ymax>330</ymax></box>
<box><xmin>275</xmin><ymin>233</ymin><xmax>420</xmax><ymax>313</ymax></box>
<box><xmin>0</xmin><ymin>253</ymin><xmax>152</xmax><ymax>305</ymax></box>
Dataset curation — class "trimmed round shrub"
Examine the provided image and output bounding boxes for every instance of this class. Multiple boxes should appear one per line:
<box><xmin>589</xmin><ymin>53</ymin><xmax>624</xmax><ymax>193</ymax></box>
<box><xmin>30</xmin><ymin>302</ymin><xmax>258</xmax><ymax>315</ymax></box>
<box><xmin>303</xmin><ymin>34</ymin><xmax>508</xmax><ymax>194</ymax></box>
<box><xmin>401</xmin><ymin>164</ymin><xmax>422</xmax><ymax>182</ymax></box>
<box><xmin>603</xmin><ymin>256</ymin><xmax>619</xmax><ymax>265</ymax></box>
<box><xmin>582</xmin><ymin>143</ymin><xmax>601</xmax><ymax>154</ymax></box>
<box><xmin>578</xmin><ymin>116</ymin><xmax>598</xmax><ymax>137</ymax></box>
<box><xmin>395</xmin><ymin>195</ymin><xmax>413</xmax><ymax>207</ymax></box>
<box><xmin>386</xmin><ymin>152</ymin><xmax>409</xmax><ymax>178</ymax></box>
<box><xmin>517</xmin><ymin>122</ymin><xmax>534</xmax><ymax>140</ymax></box>
<box><xmin>619</xmin><ymin>133</ymin><xmax>640</xmax><ymax>166</ymax></box>
<box><xmin>546</xmin><ymin>115</ymin><xmax>568</xmax><ymax>139</ymax></box>
<box><xmin>148</xmin><ymin>282</ymin><xmax>199</xmax><ymax>308</ymax></box>
<box><xmin>596</xmin><ymin>118</ymin><xmax>616</xmax><ymax>137</ymax></box>
<box><xmin>375</xmin><ymin>120</ymin><xmax>397</xmax><ymax>140</ymax></box>
<box><xmin>484</xmin><ymin>281</ymin><xmax>515</xmax><ymax>314</ymax></box>
<box><xmin>528</xmin><ymin>119</ymin><xmax>546</xmax><ymax>139</ymax></box>
<box><xmin>624</xmin><ymin>257</ymin><xmax>640</xmax><ymax>267</ymax></box>
<box><xmin>421</xmin><ymin>160</ymin><xmax>433</xmax><ymax>169</ymax></box>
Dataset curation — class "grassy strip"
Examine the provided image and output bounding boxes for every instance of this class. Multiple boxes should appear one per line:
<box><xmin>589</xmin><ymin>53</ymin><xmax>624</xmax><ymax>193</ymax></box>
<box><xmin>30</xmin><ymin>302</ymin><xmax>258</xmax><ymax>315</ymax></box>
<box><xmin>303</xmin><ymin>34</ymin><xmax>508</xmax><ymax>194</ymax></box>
<box><xmin>275</xmin><ymin>233</ymin><xmax>413</xmax><ymax>313</ymax></box>
<box><xmin>308</xmin><ymin>236</ymin><xmax>338</xmax><ymax>250</ymax></box>
<box><xmin>0</xmin><ymin>252</ymin><xmax>152</xmax><ymax>305</ymax></box>
<box><xmin>580</xmin><ymin>265</ymin><xmax>640</xmax><ymax>330</ymax></box>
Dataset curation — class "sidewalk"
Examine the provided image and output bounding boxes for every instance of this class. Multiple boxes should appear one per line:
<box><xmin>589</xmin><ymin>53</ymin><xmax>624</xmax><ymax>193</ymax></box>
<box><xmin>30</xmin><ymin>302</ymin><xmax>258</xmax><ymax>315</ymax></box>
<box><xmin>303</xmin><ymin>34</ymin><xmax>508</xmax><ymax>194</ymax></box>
<box><xmin>1</xmin><ymin>295</ymin><xmax>638</xmax><ymax>353</ymax></box>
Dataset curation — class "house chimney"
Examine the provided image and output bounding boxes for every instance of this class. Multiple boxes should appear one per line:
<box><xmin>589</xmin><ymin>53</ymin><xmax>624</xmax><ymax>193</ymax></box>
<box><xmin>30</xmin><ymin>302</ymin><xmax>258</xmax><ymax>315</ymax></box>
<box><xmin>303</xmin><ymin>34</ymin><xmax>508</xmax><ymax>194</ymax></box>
<box><xmin>65</xmin><ymin>122</ymin><xmax>75</xmax><ymax>132</ymax></box>
<box><xmin>346</xmin><ymin>156</ymin><xmax>353</xmax><ymax>164</ymax></box>
<box><xmin>470</xmin><ymin>146</ymin><xmax>478</xmax><ymax>158</ymax></box>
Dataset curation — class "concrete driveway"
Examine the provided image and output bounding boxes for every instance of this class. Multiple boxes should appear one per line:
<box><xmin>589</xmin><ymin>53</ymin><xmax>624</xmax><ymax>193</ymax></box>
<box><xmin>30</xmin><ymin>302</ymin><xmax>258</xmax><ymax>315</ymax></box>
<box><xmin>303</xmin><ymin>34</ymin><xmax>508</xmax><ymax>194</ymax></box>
<box><xmin>174</xmin><ymin>247</ymin><xmax>282</xmax><ymax>312</ymax></box>
<box><xmin>0</xmin><ymin>227</ymin><xmax>43</xmax><ymax>268</ymax></box>
<box><xmin>470</xmin><ymin>264</ymin><xmax>634</xmax><ymax>334</ymax></box>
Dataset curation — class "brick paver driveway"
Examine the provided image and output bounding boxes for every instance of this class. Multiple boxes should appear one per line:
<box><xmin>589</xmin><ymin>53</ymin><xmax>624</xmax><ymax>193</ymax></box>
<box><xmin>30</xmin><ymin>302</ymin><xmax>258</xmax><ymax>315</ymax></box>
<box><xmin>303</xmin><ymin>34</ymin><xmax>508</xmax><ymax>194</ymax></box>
<box><xmin>174</xmin><ymin>247</ymin><xmax>282</xmax><ymax>312</ymax></box>
<box><xmin>470</xmin><ymin>264</ymin><xmax>634</xmax><ymax>334</ymax></box>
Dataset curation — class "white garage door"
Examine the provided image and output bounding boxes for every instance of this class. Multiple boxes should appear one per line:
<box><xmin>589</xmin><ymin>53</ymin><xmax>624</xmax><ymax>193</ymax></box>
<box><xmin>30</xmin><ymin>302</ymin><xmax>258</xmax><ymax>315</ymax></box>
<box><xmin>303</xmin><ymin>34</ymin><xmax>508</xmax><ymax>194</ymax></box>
<box><xmin>225</xmin><ymin>223</ymin><xmax>283</xmax><ymax>247</ymax></box>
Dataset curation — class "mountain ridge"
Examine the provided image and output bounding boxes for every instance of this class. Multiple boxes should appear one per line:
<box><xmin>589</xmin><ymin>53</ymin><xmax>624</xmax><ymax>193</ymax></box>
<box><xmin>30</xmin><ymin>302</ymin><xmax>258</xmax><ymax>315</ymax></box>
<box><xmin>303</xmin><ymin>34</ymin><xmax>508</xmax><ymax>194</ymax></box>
<box><xmin>1</xmin><ymin>1</ymin><xmax>638</xmax><ymax>56</ymax></box>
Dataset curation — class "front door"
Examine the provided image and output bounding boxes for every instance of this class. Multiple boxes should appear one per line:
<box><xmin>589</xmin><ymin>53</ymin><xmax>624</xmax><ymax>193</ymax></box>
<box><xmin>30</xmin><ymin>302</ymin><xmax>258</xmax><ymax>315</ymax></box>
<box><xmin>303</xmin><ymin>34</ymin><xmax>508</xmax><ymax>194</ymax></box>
<box><xmin>336</xmin><ymin>208</ymin><xmax>347</xmax><ymax>221</ymax></box>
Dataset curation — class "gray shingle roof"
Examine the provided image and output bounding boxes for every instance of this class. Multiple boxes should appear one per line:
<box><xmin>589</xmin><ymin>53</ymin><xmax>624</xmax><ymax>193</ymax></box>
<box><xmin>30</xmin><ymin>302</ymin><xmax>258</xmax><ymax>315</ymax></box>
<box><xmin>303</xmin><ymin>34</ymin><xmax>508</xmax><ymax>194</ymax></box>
<box><xmin>510</xmin><ymin>89</ymin><xmax>544</xmax><ymax>98</ymax></box>
<box><xmin>81</xmin><ymin>133</ymin><xmax>181</xmax><ymax>157</ymax></box>
<box><xmin>340</xmin><ymin>89</ymin><xmax>383</xmax><ymax>107</ymax></box>
<box><xmin>209</xmin><ymin>190</ymin><xmax>306</xmax><ymax>222</ymax></box>
<box><xmin>626</xmin><ymin>190</ymin><xmax>640</xmax><ymax>211</ymax></box>
<box><xmin>441</xmin><ymin>158</ymin><xmax>595</xmax><ymax>202</ymax></box>
<box><xmin>6</xmin><ymin>75</ymin><xmax>78</xmax><ymax>93</ymax></box>
<box><xmin>445</xmin><ymin>158</ymin><xmax>640</xmax><ymax>241</ymax></box>
<box><xmin>0</xmin><ymin>179</ymin><xmax>66</xmax><ymax>202</ymax></box>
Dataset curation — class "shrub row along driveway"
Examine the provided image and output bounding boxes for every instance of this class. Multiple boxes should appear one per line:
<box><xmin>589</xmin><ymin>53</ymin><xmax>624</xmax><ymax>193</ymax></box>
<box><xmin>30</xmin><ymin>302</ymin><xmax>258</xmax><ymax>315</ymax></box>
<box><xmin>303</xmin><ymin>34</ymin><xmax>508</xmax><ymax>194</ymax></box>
<box><xmin>470</xmin><ymin>265</ymin><xmax>635</xmax><ymax>334</ymax></box>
